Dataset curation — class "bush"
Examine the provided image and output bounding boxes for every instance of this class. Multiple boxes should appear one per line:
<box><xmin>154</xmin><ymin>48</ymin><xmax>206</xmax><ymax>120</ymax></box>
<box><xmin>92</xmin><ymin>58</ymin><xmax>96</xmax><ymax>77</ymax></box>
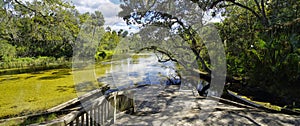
<box><xmin>0</xmin><ymin>40</ymin><xmax>16</xmax><ymax>61</ymax></box>
<box><xmin>95</xmin><ymin>50</ymin><xmax>114</xmax><ymax>61</ymax></box>
<box><xmin>0</xmin><ymin>57</ymin><xmax>70</xmax><ymax>69</ymax></box>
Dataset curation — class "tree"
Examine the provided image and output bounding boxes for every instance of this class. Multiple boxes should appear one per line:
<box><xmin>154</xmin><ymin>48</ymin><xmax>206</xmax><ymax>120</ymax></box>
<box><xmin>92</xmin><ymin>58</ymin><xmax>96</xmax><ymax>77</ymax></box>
<box><xmin>0</xmin><ymin>0</ymin><xmax>81</xmax><ymax>58</ymax></box>
<box><xmin>0</xmin><ymin>39</ymin><xmax>16</xmax><ymax>61</ymax></box>
<box><xmin>73</xmin><ymin>11</ymin><xmax>105</xmax><ymax>62</ymax></box>
<box><xmin>118</xmin><ymin>0</ymin><xmax>228</xmax><ymax>97</ymax></box>
<box><xmin>118</xmin><ymin>0</ymin><xmax>300</xmax><ymax>104</ymax></box>
<box><xmin>212</xmin><ymin>0</ymin><xmax>300</xmax><ymax>107</ymax></box>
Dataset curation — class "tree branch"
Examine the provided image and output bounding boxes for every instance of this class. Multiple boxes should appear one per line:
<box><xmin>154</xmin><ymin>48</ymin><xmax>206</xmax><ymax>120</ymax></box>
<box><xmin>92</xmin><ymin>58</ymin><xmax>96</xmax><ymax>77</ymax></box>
<box><xmin>14</xmin><ymin>0</ymin><xmax>46</xmax><ymax>17</ymax></box>
<box><xmin>260</xmin><ymin>0</ymin><xmax>269</xmax><ymax>26</ymax></box>
<box><xmin>254</xmin><ymin>0</ymin><xmax>262</xmax><ymax>12</ymax></box>
<box><xmin>209</xmin><ymin>0</ymin><xmax>263</xmax><ymax>26</ymax></box>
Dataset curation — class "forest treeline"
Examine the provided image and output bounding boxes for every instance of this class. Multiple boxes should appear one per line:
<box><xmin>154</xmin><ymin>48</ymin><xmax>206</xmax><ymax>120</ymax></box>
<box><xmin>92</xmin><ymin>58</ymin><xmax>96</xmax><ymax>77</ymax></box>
<box><xmin>0</xmin><ymin>0</ymin><xmax>126</xmax><ymax>69</ymax></box>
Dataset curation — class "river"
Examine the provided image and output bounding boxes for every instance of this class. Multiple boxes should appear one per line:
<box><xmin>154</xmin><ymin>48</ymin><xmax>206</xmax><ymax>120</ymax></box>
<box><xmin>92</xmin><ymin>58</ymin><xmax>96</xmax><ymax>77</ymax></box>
<box><xmin>97</xmin><ymin>53</ymin><xmax>180</xmax><ymax>91</ymax></box>
<box><xmin>0</xmin><ymin>53</ymin><xmax>181</xmax><ymax>118</ymax></box>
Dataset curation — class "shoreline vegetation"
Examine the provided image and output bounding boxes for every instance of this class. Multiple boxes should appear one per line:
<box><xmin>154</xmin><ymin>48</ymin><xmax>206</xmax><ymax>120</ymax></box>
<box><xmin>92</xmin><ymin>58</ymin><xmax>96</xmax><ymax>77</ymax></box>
<box><xmin>0</xmin><ymin>54</ymin><xmax>114</xmax><ymax>120</ymax></box>
<box><xmin>0</xmin><ymin>52</ymin><xmax>153</xmax><ymax>120</ymax></box>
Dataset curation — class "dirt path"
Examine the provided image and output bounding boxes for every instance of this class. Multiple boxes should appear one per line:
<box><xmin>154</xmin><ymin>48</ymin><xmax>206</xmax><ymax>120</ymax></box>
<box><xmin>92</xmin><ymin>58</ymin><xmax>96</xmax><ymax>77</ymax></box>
<box><xmin>112</xmin><ymin>85</ymin><xmax>300</xmax><ymax>126</ymax></box>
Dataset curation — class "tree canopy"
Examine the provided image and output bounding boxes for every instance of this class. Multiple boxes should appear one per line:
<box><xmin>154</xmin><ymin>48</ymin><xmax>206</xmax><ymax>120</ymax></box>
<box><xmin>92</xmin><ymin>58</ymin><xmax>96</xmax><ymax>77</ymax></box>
<box><xmin>118</xmin><ymin>0</ymin><xmax>300</xmax><ymax>107</ymax></box>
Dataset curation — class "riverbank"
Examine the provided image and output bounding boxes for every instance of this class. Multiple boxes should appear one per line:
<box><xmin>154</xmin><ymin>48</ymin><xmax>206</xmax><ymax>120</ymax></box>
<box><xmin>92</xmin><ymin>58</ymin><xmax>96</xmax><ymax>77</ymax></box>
<box><xmin>227</xmin><ymin>83</ymin><xmax>300</xmax><ymax>113</ymax></box>
<box><xmin>0</xmin><ymin>62</ymin><xmax>112</xmax><ymax>119</ymax></box>
<box><xmin>0</xmin><ymin>52</ymin><xmax>152</xmax><ymax>119</ymax></box>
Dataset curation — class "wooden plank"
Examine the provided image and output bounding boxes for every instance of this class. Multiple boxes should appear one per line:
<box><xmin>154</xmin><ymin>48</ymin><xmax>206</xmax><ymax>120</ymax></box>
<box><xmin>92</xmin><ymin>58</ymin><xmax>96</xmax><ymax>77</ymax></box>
<box><xmin>114</xmin><ymin>93</ymin><xmax>116</xmax><ymax>123</ymax></box>
<box><xmin>100</xmin><ymin>103</ymin><xmax>103</xmax><ymax>125</ymax></box>
<box><xmin>36</xmin><ymin>87</ymin><xmax>137</xmax><ymax>126</ymax></box>
<box><xmin>85</xmin><ymin>111</ymin><xmax>89</xmax><ymax>126</ymax></box>
<box><xmin>104</xmin><ymin>101</ymin><xmax>107</xmax><ymax>124</ymax></box>
<box><xmin>47</xmin><ymin>88</ymin><xmax>104</xmax><ymax>112</ymax></box>
<box><xmin>93</xmin><ymin>107</ymin><xmax>97</xmax><ymax>125</ymax></box>
<box><xmin>97</xmin><ymin>106</ymin><xmax>101</xmax><ymax>125</ymax></box>
<box><xmin>69</xmin><ymin>121</ymin><xmax>74</xmax><ymax>126</ymax></box>
<box><xmin>90</xmin><ymin>110</ymin><xmax>93</xmax><ymax>126</ymax></box>
<box><xmin>227</xmin><ymin>90</ymin><xmax>262</xmax><ymax>107</ymax></box>
<box><xmin>75</xmin><ymin>118</ymin><xmax>79</xmax><ymax>126</ymax></box>
<box><xmin>81</xmin><ymin>114</ymin><xmax>84</xmax><ymax>126</ymax></box>
<box><xmin>63</xmin><ymin>111</ymin><xmax>81</xmax><ymax>125</ymax></box>
<box><xmin>107</xmin><ymin>100</ymin><xmax>110</xmax><ymax>119</ymax></box>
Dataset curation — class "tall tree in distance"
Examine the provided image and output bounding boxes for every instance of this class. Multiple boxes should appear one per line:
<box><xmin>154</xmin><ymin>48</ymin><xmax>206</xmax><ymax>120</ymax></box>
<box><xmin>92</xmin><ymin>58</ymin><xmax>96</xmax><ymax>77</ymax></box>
<box><xmin>0</xmin><ymin>0</ymin><xmax>81</xmax><ymax>58</ymax></box>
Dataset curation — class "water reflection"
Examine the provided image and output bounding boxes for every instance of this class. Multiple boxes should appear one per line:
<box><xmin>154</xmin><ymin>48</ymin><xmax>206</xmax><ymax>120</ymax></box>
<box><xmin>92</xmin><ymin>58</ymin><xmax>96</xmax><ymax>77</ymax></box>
<box><xmin>98</xmin><ymin>53</ymin><xmax>179</xmax><ymax>90</ymax></box>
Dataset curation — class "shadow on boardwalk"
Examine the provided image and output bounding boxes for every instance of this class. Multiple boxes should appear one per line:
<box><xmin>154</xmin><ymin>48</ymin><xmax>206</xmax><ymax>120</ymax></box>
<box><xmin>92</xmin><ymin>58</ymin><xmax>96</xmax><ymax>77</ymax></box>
<box><xmin>112</xmin><ymin>85</ymin><xmax>300</xmax><ymax>126</ymax></box>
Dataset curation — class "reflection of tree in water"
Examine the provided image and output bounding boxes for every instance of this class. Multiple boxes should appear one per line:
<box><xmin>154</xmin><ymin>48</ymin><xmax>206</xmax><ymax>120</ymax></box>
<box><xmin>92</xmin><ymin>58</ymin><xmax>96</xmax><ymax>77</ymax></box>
<box><xmin>117</xmin><ymin>0</ymin><xmax>227</xmax><ymax>96</ymax></box>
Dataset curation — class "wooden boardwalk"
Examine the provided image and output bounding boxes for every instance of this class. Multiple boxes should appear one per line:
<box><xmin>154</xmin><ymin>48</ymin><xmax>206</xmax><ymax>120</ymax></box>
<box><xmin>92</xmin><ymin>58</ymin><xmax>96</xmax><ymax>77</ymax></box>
<box><xmin>112</xmin><ymin>85</ymin><xmax>300</xmax><ymax>126</ymax></box>
<box><xmin>35</xmin><ymin>85</ymin><xmax>300</xmax><ymax>125</ymax></box>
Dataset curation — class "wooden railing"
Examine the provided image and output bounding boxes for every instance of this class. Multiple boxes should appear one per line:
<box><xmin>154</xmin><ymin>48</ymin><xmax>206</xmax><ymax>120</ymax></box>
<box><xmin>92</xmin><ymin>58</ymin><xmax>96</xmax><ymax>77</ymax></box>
<box><xmin>65</xmin><ymin>96</ymin><xmax>112</xmax><ymax>126</ymax></box>
<box><xmin>34</xmin><ymin>90</ymin><xmax>135</xmax><ymax>126</ymax></box>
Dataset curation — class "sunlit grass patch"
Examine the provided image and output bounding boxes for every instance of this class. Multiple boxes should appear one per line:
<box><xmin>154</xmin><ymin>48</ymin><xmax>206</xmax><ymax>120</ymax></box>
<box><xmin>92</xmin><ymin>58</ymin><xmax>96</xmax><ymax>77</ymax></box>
<box><xmin>229</xmin><ymin>90</ymin><xmax>282</xmax><ymax>111</ymax></box>
<box><xmin>0</xmin><ymin>68</ymin><xmax>77</xmax><ymax>119</ymax></box>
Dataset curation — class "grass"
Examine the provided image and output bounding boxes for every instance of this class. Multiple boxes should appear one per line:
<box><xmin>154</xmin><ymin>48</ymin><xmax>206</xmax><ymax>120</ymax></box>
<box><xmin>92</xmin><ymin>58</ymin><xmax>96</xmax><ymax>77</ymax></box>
<box><xmin>0</xmin><ymin>56</ymin><xmax>70</xmax><ymax>69</ymax></box>
<box><xmin>229</xmin><ymin>90</ymin><xmax>282</xmax><ymax>111</ymax></box>
<box><xmin>0</xmin><ymin>113</ymin><xmax>59</xmax><ymax>126</ymax></box>
<box><xmin>0</xmin><ymin>63</ymin><xmax>111</xmax><ymax>120</ymax></box>
<box><xmin>240</xmin><ymin>96</ymin><xmax>282</xmax><ymax>111</ymax></box>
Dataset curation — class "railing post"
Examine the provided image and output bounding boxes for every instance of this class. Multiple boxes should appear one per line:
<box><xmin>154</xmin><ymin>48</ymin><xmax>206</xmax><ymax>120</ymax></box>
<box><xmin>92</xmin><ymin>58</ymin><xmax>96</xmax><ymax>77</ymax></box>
<box><xmin>81</xmin><ymin>114</ymin><xmax>84</xmax><ymax>126</ymax></box>
<box><xmin>86</xmin><ymin>111</ymin><xmax>89</xmax><ymax>126</ymax></box>
<box><xmin>104</xmin><ymin>101</ymin><xmax>107</xmax><ymax>124</ymax></box>
<box><xmin>94</xmin><ymin>106</ymin><xmax>97</xmax><ymax>125</ymax></box>
<box><xmin>90</xmin><ymin>109</ymin><xmax>93</xmax><ymax>126</ymax></box>
<box><xmin>96</xmin><ymin>106</ymin><xmax>101</xmax><ymax>125</ymax></box>
<box><xmin>132</xmin><ymin>91</ymin><xmax>136</xmax><ymax>113</ymax></box>
<box><xmin>114</xmin><ymin>92</ymin><xmax>117</xmax><ymax>123</ymax></box>
<box><xmin>69</xmin><ymin>121</ymin><xmax>74</xmax><ymax>126</ymax></box>
<box><xmin>100</xmin><ymin>103</ymin><xmax>103</xmax><ymax>125</ymax></box>
<box><xmin>75</xmin><ymin>117</ymin><xmax>79</xmax><ymax>126</ymax></box>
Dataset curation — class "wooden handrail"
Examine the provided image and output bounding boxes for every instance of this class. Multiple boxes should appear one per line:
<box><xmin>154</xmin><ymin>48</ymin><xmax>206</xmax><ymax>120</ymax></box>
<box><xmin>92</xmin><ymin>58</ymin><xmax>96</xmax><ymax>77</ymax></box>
<box><xmin>32</xmin><ymin>89</ymin><xmax>135</xmax><ymax>126</ymax></box>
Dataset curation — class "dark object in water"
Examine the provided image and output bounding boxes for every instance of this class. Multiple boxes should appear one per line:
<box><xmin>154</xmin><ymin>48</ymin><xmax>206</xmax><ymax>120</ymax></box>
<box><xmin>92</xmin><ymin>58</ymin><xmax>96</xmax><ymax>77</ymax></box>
<box><xmin>166</xmin><ymin>76</ymin><xmax>181</xmax><ymax>85</ymax></box>
<box><xmin>197</xmin><ymin>82</ymin><xmax>210</xmax><ymax>96</ymax></box>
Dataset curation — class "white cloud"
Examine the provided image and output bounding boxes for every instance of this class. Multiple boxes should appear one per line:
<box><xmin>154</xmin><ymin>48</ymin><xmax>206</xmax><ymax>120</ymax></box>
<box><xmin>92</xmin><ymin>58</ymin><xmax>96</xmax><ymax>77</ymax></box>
<box><xmin>105</xmin><ymin>22</ymin><xmax>140</xmax><ymax>34</ymax></box>
<box><xmin>71</xmin><ymin>0</ymin><xmax>123</xmax><ymax>25</ymax></box>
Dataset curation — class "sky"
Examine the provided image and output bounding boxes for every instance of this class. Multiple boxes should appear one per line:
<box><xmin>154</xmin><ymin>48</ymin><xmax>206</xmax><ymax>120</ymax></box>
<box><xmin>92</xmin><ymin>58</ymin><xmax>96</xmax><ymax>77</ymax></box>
<box><xmin>70</xmin><ymin>0</ymin><xmax>139</xmax><ymax>33</ymax></box>
<box><xmin>70</xmin><ymin>0</ymin><xmax>222</xmax><ymax>33</ymax></box>
<box><xmin>23</xmin><ymin>0</ymin><xmax>222</xmax><ymax>33</ymax></box>
<box><xmin>71</xmin><ymin>0</ymin><xmax>122</xmax><ymax>25</ymax></box>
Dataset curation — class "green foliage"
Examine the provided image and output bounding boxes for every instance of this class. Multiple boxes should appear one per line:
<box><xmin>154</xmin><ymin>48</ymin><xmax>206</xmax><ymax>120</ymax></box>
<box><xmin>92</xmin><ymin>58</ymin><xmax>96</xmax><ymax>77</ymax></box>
<box><xmin>0</xmin><ymin>40</ymin><xmax>16</xmax><ymax>61</ymax></box>
<box><xmin>0</xmin><ymin>0</ymin><xmax>106</xmax><ymax>60</ymax></box>
<box><xmin>98</xmin><ymin>31</ymin><xmax>120</xmax><ymax>50</ymax></box>
<box><xmin>216</xmin><ymin>0</ymin><xmax>300</xmax><ymax>106</ymax></box>
<box><xmin>20</xmin><ymin>113</ymin><xmax>58</xmax><ymax>125</ymax></box>
<box><xmin>94</xmin><ymin>29</ymin><xmax>130</xmax><ymax>61</ymax></box>
<box><xmin>95</xmin><ymin>50</ymin><xmax>114</xmax><ymax>61</ymax></box>
<box><xmin>0</xmin><ymin>56</ymin><xmax>70</xmax><ymax>69</ymax></box>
